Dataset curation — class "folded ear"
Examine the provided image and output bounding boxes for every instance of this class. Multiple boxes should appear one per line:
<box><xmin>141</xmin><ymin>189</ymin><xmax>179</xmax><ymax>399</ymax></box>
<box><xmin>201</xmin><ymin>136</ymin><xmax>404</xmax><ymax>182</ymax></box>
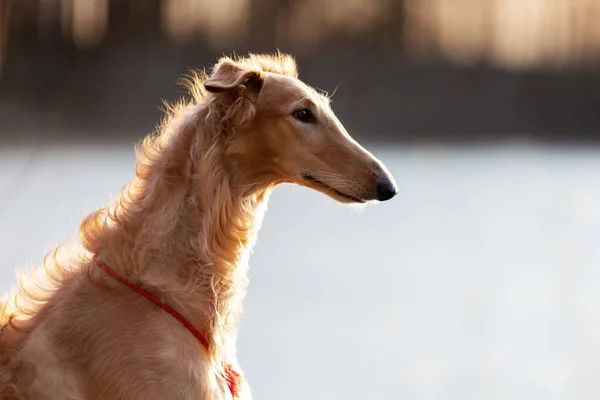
<box><xmin>204</xmin><ymin>59</ymin><xmax>263</xmax><ymax>95</ymax></box>
<box><xmin>204</xmin><ymin>59</ymin><xmax>264</xmax><ymax>129</ymax></box>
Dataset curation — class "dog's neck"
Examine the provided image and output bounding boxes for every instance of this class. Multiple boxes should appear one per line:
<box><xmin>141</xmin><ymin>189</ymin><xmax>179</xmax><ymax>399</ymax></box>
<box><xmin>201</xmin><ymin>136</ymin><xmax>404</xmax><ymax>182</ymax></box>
<box><xmin>82</xmin><ymin>103</ymin><xmax>271</xmax><ymax>358</ymax></box>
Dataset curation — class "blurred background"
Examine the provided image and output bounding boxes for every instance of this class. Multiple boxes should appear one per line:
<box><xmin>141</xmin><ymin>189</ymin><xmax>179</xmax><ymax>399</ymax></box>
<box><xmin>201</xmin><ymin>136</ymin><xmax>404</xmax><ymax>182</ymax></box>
<box><xmin>1</xmin><ymin>1</ymin><xmax>600</xmax><ymax>399</ymax></box>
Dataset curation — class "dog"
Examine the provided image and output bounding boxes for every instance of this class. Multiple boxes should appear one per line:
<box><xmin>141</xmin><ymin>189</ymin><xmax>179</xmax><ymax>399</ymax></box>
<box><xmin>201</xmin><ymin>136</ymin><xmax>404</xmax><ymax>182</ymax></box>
<box><xmin>0</xmin><ymin>53</ymin><xmax>397</xmax><ymax>399</ymax></box>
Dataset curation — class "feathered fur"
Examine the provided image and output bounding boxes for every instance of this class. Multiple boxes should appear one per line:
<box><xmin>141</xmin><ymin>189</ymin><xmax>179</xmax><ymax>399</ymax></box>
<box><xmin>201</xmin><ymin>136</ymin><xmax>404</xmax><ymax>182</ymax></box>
<box><xmin>0</xmin><ymin>52</ymin><xmax>396</xmax><ymax>399</ymax></box>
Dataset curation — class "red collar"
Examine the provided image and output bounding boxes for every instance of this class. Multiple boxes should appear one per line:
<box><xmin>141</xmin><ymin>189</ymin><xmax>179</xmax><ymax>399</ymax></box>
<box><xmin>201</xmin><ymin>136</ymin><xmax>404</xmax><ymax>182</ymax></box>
<box><xmin>95</xmin><ymin>258</ymin><xmax>241</xmax><ymax>398</ymax></box>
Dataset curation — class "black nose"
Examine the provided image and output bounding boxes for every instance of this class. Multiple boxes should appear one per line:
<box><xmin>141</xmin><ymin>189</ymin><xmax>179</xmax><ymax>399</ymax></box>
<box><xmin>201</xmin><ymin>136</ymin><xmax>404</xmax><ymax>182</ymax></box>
<box><xmin>376</xmin><ymin>178</ymin><xmax>398</xmax><ymax>201</ymax></box>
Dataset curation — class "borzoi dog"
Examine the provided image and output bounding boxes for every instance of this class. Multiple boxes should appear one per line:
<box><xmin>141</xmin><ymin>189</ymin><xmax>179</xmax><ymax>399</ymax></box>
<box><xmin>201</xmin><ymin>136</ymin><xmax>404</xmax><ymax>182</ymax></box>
<box><xmin>0</xmin><ymin>53</ymin><xmax>397</xmax><ymax>399</ymax></box>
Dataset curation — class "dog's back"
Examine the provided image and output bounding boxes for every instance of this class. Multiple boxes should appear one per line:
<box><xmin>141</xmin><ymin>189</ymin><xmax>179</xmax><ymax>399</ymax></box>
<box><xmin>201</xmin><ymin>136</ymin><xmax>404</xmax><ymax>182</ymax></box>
<box><xmin>0</xmin><ymin>269</ymin><xmax>226</xmax><ymax>399</ymax></box>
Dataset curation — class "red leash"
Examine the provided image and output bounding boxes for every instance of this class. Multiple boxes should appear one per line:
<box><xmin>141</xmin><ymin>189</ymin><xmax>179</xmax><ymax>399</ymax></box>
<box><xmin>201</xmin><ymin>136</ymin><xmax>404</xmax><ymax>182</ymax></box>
<box><xmin>94</xmin><ymin>258</ymin><xmax>241</xmax><ymax>398</ymax></box>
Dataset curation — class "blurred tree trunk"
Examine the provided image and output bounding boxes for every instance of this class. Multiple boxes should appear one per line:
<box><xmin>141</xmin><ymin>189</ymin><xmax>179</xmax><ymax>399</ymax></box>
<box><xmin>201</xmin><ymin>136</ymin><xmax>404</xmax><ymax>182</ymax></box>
<box><xmin>106</xmin><ymin>0</ymin><xmax>162</xmax><ymax>41</ymax></box>
<box><xmin>247</xmin><ymin>0</ymin><xmax>292</xmax><ymax>49</ymax></box>
<box><xmin>0</xmin><ymin>0</ymin><xmax>11</xmax><ymax>75</ymax></box>
<box><xmin>382</xmin><ymin>0</ymin><xmax>405</xmax><ymax>51</ymax></box>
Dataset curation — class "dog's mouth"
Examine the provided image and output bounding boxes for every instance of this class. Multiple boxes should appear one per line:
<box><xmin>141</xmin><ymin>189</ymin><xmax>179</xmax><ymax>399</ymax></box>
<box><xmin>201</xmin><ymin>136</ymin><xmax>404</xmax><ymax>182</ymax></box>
<box><xmin>301</xmin><ymin>173</ymin><xmax>366</xmax><ymax>204</ymax></box>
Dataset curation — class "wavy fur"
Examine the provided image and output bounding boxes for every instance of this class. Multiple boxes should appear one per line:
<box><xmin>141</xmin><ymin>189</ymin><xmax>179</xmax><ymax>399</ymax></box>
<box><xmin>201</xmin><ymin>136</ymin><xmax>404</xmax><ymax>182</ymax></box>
<box><xmin>0</xmin><ymin>51</ymin><xmax>395</xmax><ymax>399</ymax></box>
<box><xmin>0</xmin><ymin>53</ymin><xmax>298</xmax><ymax>399</ymax></box>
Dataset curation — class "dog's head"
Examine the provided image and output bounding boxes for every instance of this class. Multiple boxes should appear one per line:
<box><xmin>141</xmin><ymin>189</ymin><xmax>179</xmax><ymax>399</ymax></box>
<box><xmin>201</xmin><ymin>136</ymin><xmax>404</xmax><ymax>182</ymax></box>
<box><xmin>203</xmin><ymin>53</ymin><xmax>397</xmax><ymax>204</ymax></box>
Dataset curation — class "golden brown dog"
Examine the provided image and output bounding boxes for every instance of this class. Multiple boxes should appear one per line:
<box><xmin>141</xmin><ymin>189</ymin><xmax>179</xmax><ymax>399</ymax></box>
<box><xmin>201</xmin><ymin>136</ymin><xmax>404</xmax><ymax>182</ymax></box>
<box><xmin>0</xmin><ymin>53</ymin><xmax>397</xmax><ymax>399</ymax></box>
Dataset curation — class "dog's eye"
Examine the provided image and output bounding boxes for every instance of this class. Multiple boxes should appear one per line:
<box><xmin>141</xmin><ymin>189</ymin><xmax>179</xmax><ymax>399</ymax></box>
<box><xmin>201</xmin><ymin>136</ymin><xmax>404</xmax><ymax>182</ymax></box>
<box><xmin>293</xmin><ymin>108</ymin><xmax>316</xmax><ymax>123</ymax></box>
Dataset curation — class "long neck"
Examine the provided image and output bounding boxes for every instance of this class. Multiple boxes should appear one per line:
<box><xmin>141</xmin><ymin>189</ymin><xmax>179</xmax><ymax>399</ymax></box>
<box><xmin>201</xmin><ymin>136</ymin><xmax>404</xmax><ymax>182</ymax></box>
<box><xmin>80</xmin><ymin>102</ymin><xmax>270</xmax><ymax>356</ymax></box>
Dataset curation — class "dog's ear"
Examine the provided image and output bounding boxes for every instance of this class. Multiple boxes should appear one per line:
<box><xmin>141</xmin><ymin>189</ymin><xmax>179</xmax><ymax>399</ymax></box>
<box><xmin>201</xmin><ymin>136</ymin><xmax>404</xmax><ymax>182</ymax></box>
<box><xmin>204</xmin><ymin>60</ymin><xmax>263</xmax><ymax>96</ymax></box>
<box><xmin>204</xmin><ymin>59</ymin><xmax>264</xmax><ymax>129</ymax></box>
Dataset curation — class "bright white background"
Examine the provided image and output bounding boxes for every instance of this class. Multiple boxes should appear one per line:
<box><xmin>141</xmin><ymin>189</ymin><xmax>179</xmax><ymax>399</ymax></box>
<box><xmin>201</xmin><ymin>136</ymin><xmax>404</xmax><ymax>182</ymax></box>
<box><xmin>2</xmin><ymin>140</ymin><xmax>600</xmax><ymax>400</ymax></box>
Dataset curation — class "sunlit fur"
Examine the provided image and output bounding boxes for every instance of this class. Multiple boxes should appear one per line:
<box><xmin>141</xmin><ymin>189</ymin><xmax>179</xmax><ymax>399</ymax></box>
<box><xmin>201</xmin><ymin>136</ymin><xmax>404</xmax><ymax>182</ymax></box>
<box><xmin>0</xmin><ymin>52</ymin><xmax>395</xmax><ymax>399</ymax></box>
